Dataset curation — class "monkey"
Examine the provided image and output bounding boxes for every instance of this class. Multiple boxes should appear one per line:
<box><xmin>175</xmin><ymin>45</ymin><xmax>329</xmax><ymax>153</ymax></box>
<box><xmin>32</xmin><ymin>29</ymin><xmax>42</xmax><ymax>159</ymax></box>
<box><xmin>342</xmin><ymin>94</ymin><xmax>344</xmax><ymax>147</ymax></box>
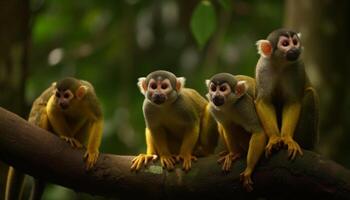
<box><xmin>206</xmin><ymin>73</ymin><xmax>266</xmax><ymax>192</ymax></box>
<box><xmin>131</xmin><ymin>70</ymin><xmax>219</xmax><ymax>172</ymax></box>
<box><xmin>255</xmin><ymin>28</ymin><xmax>319</xmax><ymax>160</ymax></box>
<box><xmin>5</xmin><ymin>77</ymin><xmax>103</xmax><ymax>200</ymax></box>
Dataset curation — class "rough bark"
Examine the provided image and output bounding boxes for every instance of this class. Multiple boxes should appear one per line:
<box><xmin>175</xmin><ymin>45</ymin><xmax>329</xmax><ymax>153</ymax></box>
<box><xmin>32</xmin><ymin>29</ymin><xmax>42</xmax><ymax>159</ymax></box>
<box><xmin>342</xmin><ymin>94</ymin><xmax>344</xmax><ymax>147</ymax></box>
<box><xmin>0</xmin><ymin>107</ymin><xmax>350</xmax><ymax>199</ymax></box>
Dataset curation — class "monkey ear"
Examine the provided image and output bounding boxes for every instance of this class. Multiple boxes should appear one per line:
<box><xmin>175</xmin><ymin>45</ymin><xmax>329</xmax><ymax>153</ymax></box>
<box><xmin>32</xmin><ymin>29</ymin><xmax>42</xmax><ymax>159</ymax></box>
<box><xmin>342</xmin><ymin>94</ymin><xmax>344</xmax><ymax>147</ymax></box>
<box><xmin>51</xmin><ymin>82</ymin><xmax>57</xmax><ymax>87</ymax></box>
<box><xmin>205</xmin><ymin>79</ymin><xmax>211</xmax><ymax>88</ymax></box>
<box><xmin>297</xmin><ymin>32</ymin><xmax>302</xmax><ymax>39</ymax></box>
<box><xmin>256</xmin><ymin>40</ymin><xmax>272</xmax><ymax>58</ymax></box>
<box><xmin>235</xmin><ymin>81</ymin><xmax>248</xmax><ymax>97</ymax></box>
<box><xmin>176</xmin><ymin>77</ymin><xmax>186</xmax><ymax>91</ymax></box>
<box><xmin>205</xmin><ymin>93</ymin><xmax>210</xmax><ymax>101</ymax></box>
<box><xmin>137</xmin><ymin>77</ymin><xmax>147</xmax><ymax>95</ymax></box>
<box><xmin>76</xmin><ymin>85</ymin><xmax>88</xmax><ymax>100</ymax></box>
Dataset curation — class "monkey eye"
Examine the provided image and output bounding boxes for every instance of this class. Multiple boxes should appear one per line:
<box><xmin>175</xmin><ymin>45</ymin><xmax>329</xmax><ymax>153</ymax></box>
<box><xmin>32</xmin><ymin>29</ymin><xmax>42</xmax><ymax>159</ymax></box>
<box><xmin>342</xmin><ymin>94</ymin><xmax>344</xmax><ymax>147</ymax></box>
<box><xmin>210</xmin><ymin>84</ymin><xmax>216</xmax><ymax>92</ymax></box>
<box><xmin>282</xmin><ymin>40</ymin><xmax>289</xmax><ymax>46</ymax></box>
<box><xmin>219</xmin><ymin>85</ymin><xmax>227</xmax><ymax>92</ymax></box>
<box><xmin>55</xmin><ymin>92</ymin><xmax>61</xmax><ymax>98</ymax></box>
<box><xmin>161</xmin><ymin>83</ymin><xmax>168</xmax><ymax>89</ymax></box>
<box><xmin>150</xmin><ymin>82</ymin><xmax>157</xmax><ymax>90</ymax></box>
<box><xmin>63</xmin><ymin>92</ymin><xmax>70</xmax><ymax>99</ymax></box>
<box><xmin>292</xmin><ymin>39</ymin><xmax>298</xmax><ymax>45</ymax></box>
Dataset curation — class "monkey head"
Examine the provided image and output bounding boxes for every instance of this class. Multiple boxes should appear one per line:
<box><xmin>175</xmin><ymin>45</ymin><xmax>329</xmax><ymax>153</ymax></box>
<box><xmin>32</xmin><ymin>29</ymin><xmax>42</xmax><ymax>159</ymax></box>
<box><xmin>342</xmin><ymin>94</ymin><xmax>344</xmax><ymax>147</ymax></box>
<box><xmin>206</xmin><ymin>73</ymin><xmax>248</xmax><ymax>108</ymax></box>
<box><xmin>53</xmin><ymin>77</ymin><xmax>88</xmax><ymax>110</ymax></box>
<box><xmin>256</xmin><ymin>28</ymin><xmax>302</xmax><ymax>62</ymax></box>
<box><xmin>138</xmin><ymin>70</ymin><xmax>185</xmax><ymax>105</ymax></box>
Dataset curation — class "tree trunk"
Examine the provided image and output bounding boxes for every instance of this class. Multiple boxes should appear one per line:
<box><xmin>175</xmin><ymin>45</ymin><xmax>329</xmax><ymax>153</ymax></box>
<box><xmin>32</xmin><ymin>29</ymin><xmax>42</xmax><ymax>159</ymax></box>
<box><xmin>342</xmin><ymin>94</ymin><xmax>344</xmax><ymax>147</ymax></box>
<box><xmin>0</xmin><ymin>107</ymin><xmax>349</xmax><ymax>199</ymax></box>
<box><xmin>0</xmin><ymin>0</ymin><xmax>31</xmax><ymax>196</ymax></box>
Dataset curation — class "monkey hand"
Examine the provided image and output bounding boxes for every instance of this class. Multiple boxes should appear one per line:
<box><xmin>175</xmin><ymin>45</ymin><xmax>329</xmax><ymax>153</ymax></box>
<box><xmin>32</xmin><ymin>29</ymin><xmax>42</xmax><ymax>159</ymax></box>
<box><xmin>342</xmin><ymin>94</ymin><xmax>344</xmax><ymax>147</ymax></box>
<box><xmin>217</xmin><ymin>152</ymin><xmax>241</xmax><ymax>172</ymax></box>
<box><xmin>281</xmin><ymin>136</ymin><xmax>303</xmax><ymax>160</ymax></box>
<box><xmin>176</xmin><ymin>154</ymin><xmax>197</xmax><ymax>172</ymax></box>
<box><xmin>84</xmin><ymin>150</ymin><xmax>99</xmax><ymax>170</ymax></box>
<box><xmin>265</xmin><ymin>136</ymin><xmax>282</xmax><ymax>157</ymax></box>
<box><xmin>159</xmin><ymin>155</ymin><xmax>176</xmax><ymax>171</ymax></box>
<box><xmin>131</xmin><ymin>154</ymin><xmax>158</xmax><ymax>171</ymax></box>
<box><xmin>240</xmin><ymin>169</ymin><xmax>253</xmax><ymax>192</ymax></box>
<box><xmin>60</xmin><ymin>136</ymin><xmax>83</xmax><ymax>149</ymax></box>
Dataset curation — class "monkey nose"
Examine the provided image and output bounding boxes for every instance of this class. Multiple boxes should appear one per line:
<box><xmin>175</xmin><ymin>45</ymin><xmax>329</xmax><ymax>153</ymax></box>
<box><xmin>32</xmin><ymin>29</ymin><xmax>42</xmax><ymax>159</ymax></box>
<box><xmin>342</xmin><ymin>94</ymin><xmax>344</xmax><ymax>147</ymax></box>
<box><xmin>59</xmin><ymin>102</ymin><xmax>69</xmax><ymax>110</ymax></box>
<box><xmin>212</xmin><ymin>96</ymin><xmax>225</xmax><ymax>106</ymax></box>
<box><xmin>286</xmin><ymin>49</ymin><xmax>300</xmax><ymax>61</ymax></box>
<box><xmin>153</xmin><ymin>94</ymin><xmax>166</xmax><ymax>105</ymax></box>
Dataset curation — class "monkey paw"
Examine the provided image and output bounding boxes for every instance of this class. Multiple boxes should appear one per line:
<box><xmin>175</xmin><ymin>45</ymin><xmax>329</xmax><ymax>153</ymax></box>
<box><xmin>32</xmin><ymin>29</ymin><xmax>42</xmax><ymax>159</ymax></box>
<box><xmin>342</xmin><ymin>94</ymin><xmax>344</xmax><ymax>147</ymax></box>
<box><xmin>131</xmin><ymin>154</ymin><xmax>158</xmax><ymax>171</ymax></box>
<box><xmin>60</xmin><ymin>136</ymin><xmax>83</xmax><ymax>149</ymax></box>
<box><xmin>240</xmin><ymin>170</ymin><xmax>253</xmax><ymax>192</ymax></box>
<box><xmin>176</xmin><ymin>154</ymin><xmax>197</xmax><ymax>172</ymax></box>
<box><xmin>159</xmin><ymin>155</ymin><xmax>176</xmax><ymax>171</ymax></box>
<box><xmin>84</xmin><ymin>150</ymin><xmax>99</xmax><ymax>170</ymax></box>
<box><xmin>265</xmin><ymin>136</ymin><xmax>282</xmax><ymax>157</ymax></box>
<box><xmin>217</xmin><ymin>152</ymin><xmax>241</xmax><ymax>172</ymax></box>
<box><xmin>281</xmin><ymin>137</ymin><xmax>303</xmax><ymax>160</ymax></box>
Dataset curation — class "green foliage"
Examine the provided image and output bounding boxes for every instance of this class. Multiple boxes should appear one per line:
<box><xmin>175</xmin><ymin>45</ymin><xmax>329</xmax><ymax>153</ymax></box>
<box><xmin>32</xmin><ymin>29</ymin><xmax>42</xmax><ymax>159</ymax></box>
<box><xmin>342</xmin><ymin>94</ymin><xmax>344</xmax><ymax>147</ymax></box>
<box><xmin>190</xmin><ymin>1</ymin><xmax>217</xmax><ymax>49</ymax></box>
<box><xmin>218</xmin><ymin>0</ymin><xmax>232</xmax><ymax>10</ymax></box>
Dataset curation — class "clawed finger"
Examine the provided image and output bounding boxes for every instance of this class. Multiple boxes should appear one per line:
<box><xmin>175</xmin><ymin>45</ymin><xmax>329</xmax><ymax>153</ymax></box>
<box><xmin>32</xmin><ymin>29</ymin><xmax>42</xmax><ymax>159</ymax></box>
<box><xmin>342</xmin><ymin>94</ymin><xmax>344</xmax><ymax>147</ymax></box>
<box><xmin>217</xmin><ymin>156</ymin><xmax>225</xmax><ymax>164</ymax></box>
<box><xmin>218</xmin><ymin>151</ymin><xmax>228</xmax><ymax>157</ymax></box>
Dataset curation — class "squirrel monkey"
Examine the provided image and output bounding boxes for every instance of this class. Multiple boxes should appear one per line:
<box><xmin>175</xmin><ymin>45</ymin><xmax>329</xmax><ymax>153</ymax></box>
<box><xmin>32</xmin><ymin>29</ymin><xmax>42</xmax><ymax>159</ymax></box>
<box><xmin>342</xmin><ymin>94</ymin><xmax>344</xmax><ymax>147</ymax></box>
<box><xmin>5</xmin><ymin>77</ymin><xmax>103</xmax><ymax>200</ymax></box>
<box><xmin>131</xmin><ymin>70</ymin><xmax>218</xmax><ymax>172</ymax></box>
<box><xmin>206</xmin><ymin>73</ymin><xmax>266</xmax><ymax>192</ymax></box>
<box><xmin>255</xmin><ymin>29</ymin><xmax>319</xmax><ymax>159</ymax></box>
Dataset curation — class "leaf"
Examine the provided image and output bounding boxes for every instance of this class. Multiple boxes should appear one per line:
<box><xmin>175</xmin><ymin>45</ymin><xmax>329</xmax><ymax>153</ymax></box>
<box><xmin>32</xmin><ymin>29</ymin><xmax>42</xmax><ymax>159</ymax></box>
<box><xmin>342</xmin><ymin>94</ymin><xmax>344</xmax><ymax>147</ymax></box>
<box><xmin>190</xmin><ymin>1</ymin><xmax>217</xmax><ymax>49</ymax></box>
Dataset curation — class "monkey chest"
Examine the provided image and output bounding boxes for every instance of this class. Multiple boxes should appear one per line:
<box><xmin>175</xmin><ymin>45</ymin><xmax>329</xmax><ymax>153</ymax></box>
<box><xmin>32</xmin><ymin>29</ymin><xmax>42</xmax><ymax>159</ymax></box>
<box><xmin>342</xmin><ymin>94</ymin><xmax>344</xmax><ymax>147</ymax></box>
<box><xmin>64</xmin><ymin>114</ymin><xmax>88</xmax><ymax>129</ymax></box>
<box><xmin>271</xmin><ymin>71</ymin><xmax>305</xmax><ymax>101</ymax></box>
<box><xmin>146</xmin><ymin>108</ymin><xmax>197</xmax><ymax>135</ymax></box>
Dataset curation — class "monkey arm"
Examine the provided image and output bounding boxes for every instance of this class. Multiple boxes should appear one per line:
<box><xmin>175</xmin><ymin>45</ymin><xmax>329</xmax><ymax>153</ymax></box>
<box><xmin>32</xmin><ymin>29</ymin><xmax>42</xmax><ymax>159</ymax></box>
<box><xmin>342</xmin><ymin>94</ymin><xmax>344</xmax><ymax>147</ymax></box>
<box><xmin>177</xmin><ymin>124</ymin><xmax>200</xmax><ymax>171</ymax></box>
<box><xmin>281</xmin><ymin>101</ymin><xmax>303</xmax><ymax>159</ymax></box>
<box><xmin>245</xmin><ymin>131</ymin><xmax>267</xmax><ymax>173</ymax></box>
<box><xmin>145</xmin><ymin>128</ymin><xmax>156</xmax><ymax>155</ymax></box>
<box><xmin>241</xmin><ymin>131</ymin><xmax>267</xmax><ymax>191</ymax></box>
<box><xmin>131</xmin><ymin>128</ymin><xmax>157</xmax><ymax>171</ymax></box>
<box><xmin>46</xmin><ymin>98</ymin><xmax>74</xmax><ymax>137</ymax></box>
<box><xmin>255</xmin><ymin>99</ymin><xmax>279</xmax><ymax>138</ymax></box>
<box><xmin>150</xmin><ymin>127</ymin><xmax>176</xmax><ymax>170</ymax></box>
<box><xmin>281</xmin><ymin>101</ymin><xmax>301</xmax><ymax>138</ymax></box>
<box><xmin>218</xmin><ymin>126</ymin><xmax>242</xmax><ymax>171</ymax></box>
<box><xmin>255</xmin><ymin>98</ymin><xmax>281</xmax><ymax>155</ymax></box>
<box><xmin>84</xmin><ymin>118</ymin><xmax>103</xmax><ymax>169</ymax></box>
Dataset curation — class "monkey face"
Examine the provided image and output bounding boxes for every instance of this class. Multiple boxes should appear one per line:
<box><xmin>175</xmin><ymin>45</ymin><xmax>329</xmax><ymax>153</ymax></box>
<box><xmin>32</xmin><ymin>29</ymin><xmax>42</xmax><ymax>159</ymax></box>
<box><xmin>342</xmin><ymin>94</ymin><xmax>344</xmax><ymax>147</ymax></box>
<box><xmin>206</xmin><ymin>77</ymin><xmax>248</xmax><ymax>108</ymax></box>
<box><xmin>208</xmin><ymin>82</ymin><xmax>232</xmax><ymax>107</ymax></box>
<box><xmin>256</xmin><ymin>29</ymin><xmax>302</xmax><ymax>62</ymax></box>
<box><xmin>145</xmin><ymin>78</ymin><xmax>173</xmax><ymax>105</ymax></box>
<box><xmin>277</xmin><ymin>34</ymin><xmax>301</xmax><ymax>61</ymax></box>
<box><xmin>138</xmin><ymin>71</ymin><xmax>185</xmax><ymax>106</ymax></box>
<box><xmin>54</xmin><ymin>89</ymin><xmax>74</xmax><ymax>110</ymax></box>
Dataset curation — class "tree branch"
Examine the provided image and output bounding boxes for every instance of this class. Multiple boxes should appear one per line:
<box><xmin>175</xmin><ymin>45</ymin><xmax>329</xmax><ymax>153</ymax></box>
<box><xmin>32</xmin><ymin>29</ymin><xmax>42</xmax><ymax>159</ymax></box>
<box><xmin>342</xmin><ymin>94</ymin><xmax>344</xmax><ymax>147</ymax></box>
<box><xmin>0</xmin><ymin>107</ymin><xmax>349</xmax><ymax>199</ymax></box>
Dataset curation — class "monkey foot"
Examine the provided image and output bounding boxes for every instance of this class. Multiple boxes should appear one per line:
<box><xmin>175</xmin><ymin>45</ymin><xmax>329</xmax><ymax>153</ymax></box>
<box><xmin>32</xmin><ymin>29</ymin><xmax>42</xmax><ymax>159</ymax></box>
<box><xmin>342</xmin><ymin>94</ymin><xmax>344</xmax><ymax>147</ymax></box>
<box><xmin>217</xmin><ymin>152</ymin><xmax>241</xmax><ymax>172</ymax></box>
<box><xmin>131</xmin><ymin>154</ymin><xmax>158</xmax><ymax>171</ymax></box>
<box><xmin>60</xmin><ymin>136</ymin><xmax>83</xmax><ymax>149</ymax></box>
<box><xmin>240</xmin><ymin>170</ymin><xmax>253</xmax><ymax>192</ymax></box>
<box><xmin>281</xmin><ymin>137</ymin><xmax>303</xmax><ymax>160</ymax></box>
<box><xmin>84</xmin><ymin>150</ymin><xmax>99</xmax><ymax>170</ymax></box>
<box><xmin>265</xmin><ymin>136</ymin><xmax>282</xmax><ymax>157</ymax></box>
<box><xmin>160</xmin><ymin>155</ymin><xmax>176</xmax><ymax>171</ymax></box>
<box><xmin>176</xmin><ymin>154</ymin><xmax>197</xmax><ymax>172</ymax></box>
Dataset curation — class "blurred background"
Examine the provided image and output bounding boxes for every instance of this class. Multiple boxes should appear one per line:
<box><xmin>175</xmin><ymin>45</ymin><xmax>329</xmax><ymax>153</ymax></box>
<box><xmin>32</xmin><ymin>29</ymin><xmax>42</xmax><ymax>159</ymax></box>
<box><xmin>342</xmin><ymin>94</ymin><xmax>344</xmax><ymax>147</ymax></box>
<box><xmin>0</xmin><ymin>0</ymin><xmax>349</xmax><ymax>199</ymax></box>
